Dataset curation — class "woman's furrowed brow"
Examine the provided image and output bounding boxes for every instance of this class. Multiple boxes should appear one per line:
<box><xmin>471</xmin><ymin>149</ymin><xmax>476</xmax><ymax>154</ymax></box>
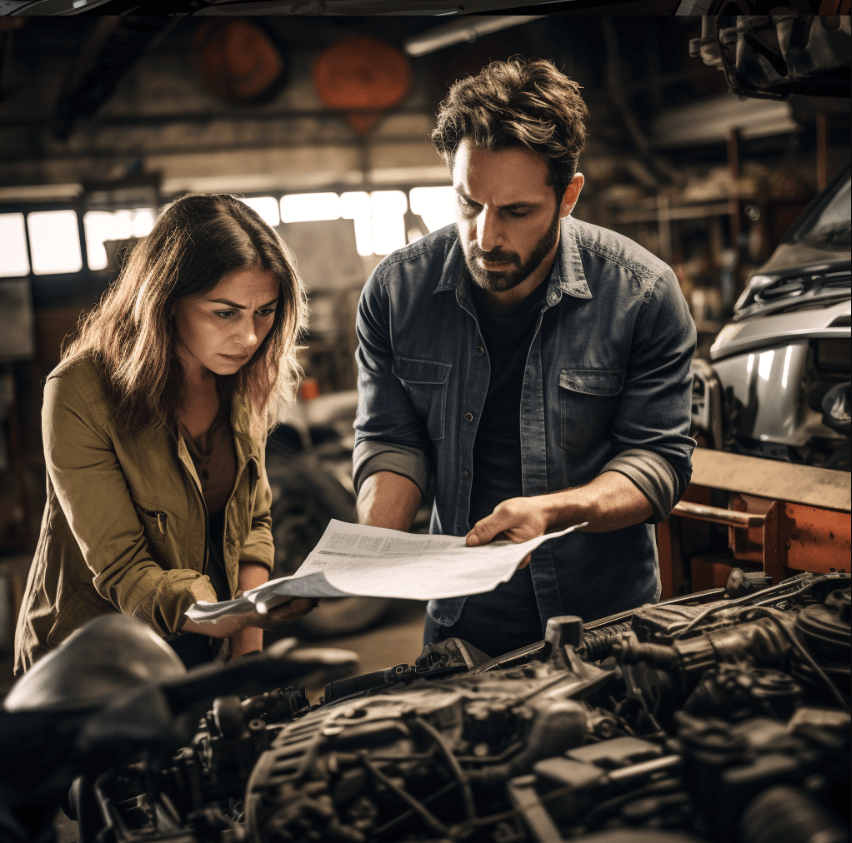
<box><xmin>208</xmin><ymin>297</ymin><xmax>279</xmax><ymax>309</ymax></box>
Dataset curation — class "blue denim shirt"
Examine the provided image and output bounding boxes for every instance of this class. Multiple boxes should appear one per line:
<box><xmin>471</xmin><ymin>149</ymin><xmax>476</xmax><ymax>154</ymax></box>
<box><xmin>354</xmin><ymin>216</ymin><xmax>696</xmax><ymax>628</ymax></box>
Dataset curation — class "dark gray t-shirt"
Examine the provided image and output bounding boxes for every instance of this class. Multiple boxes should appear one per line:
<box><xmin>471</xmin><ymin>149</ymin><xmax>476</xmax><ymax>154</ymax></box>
<box><xmin>468</xmin><ymin>277</ymin><xmax>549</xmax><ymax>527</ymax></box>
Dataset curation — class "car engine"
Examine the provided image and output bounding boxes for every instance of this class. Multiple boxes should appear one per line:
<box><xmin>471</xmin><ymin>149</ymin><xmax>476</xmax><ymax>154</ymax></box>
<box><xmin>47</xmin><ymin>570</ymin><xmax>847</xmax><ymax>843</ymax></box>
<box><xmin>6</xmin><ymin>572</ymin><xmax>850</xmax><ymax>843</ymax></box>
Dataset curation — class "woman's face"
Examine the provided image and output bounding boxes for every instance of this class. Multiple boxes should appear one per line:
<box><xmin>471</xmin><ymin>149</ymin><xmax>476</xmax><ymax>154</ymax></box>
<box><xmin>172</xmin><ymin>266</ymin><xmax>279</xmax><ymax>379</ymax></box>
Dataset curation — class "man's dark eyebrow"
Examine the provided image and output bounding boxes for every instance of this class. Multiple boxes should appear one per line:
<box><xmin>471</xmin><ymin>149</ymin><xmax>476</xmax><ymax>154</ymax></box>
<box><xmin>454</xmin><ymin>187</ymin><xmax>538</xmax><ymax>211</ymax></box>
<box><xmin>208</xmin><ymin>297</ymin><xmax>279</xmax><ymax>309</ymax></box>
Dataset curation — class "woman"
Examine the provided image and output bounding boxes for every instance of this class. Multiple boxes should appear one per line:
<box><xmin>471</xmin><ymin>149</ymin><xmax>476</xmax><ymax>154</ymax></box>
<box><xmin>14</xmin><ymin>194</ymin><xmax>315</xmax><ymax>672</ymax></box>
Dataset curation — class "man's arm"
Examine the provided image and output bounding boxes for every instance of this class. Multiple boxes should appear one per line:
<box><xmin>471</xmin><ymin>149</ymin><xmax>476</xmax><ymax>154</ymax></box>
<box><xmin>353</xmin><ymin>260</ymin><xmax>433</xmax><ymax>533</ymax></box>
<box><xmin>356</xmin><ymin>471</ymin><xmax>422</xmax><ymax>530</ymax></box>
<box><xmin>466</xmin><ymin>471</ymin><xmax>652</xmax><ymax>547</ymax></box>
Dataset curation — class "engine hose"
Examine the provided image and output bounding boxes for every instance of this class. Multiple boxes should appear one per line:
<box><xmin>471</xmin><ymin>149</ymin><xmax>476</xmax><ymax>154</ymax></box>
<box><xmin>739</xmin><ymin>784</ymin><xmax>848</xmax><ymax>843</ymax></box>
<box><xmin>580</xmin><ymin>623</ymin><xmax>633</xmax><ymax>661</ymax></box>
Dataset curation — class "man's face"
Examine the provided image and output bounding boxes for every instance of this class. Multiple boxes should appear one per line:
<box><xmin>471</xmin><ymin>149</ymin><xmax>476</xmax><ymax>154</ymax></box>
<box><xmin>452</xmin><ymin>139</ymin><xmax>563</xmax><ymax>294</ymax></box>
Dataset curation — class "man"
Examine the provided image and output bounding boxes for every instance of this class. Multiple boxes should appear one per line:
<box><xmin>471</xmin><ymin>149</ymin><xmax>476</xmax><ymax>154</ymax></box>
<box><xmin>353</xmin><ymin>58</ymin><xmax>696</xmax><ymax>657</ymax></box>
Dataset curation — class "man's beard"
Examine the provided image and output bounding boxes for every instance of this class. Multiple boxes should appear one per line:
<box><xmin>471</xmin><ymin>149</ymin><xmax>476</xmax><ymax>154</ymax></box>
<box><xmin>463</xmin><ymin>205</ymin><xmax>561</xmax><ymax>294</ymax></box>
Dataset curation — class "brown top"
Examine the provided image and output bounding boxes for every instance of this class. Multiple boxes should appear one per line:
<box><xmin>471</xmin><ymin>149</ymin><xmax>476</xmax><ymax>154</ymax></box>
<box><xmin>180</xmin><ymin>401</ymin><xmax>237</xmax><ymax>515</ymax></box>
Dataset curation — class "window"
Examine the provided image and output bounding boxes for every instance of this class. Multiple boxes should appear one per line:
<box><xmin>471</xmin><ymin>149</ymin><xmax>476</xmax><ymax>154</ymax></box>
<box><xmin>240</xmin><ymin>196</ymin><xmax>280</xmax><ymax>228</ymax></box>
<box><xmin>83</xmin><ymin>208</ymin><xmax>155</xmax><ymax>271</ymax></box>
<box><xmin>0</xmin><ymin>213</ymin><xmax>30</xmax><ymax>277</ymax></box>
<box><xmin>28</xmin><ymin>210</ymin><xmax>83</xmax><ymax>275</ymax></box>
<box><xmin>340</xmin><ymin>191</ymin><xmax>373</xmax><ymax>256</ymax></box>
<box><xmin>370</xmin><ymin>191</ymin><xmax>407</xmax><ymax>256</ymax></box>
<box><xmin>339</xmin><ymin>190</ymin><xmax>409</xmax><ymax>256</ymax></box>
<box><xmin>409</xmin><ymin>186</ymin><xmax>455</xmax><ymax>234</ymax></box>
<box><xmin>280</xmin><ymin>193</ymin><xmax>341</xmax><ymax>223</ymax></box>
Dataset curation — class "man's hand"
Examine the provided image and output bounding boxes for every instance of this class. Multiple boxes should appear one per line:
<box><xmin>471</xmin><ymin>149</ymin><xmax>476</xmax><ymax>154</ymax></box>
<box><xmin>465</xmin><ymin>497</ymin><xmax>552</xmax><ymax>569</ymax></box>
<box><xmin>466</xmin><ymin>496</ymin><xmax>550</xmax><ymax>545</ymax></box>
<box><xmin>464</xmin><ymin>473</ymin><xmax>654</xmax><ymax>570</ymax></box>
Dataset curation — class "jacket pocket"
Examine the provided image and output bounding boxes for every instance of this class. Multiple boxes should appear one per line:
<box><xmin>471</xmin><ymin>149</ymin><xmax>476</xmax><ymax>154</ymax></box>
<box><xmin>559</xmin><ymin>368</ymin><xmax>626</xmax><ymax>454</ymax></box>
<box><xmin>134</xmin><ymin>503</ymin><xmax>169</xmax><ymax>556</ymax></box>
<box><xmin>392</xmin><ymin>355</ymin><xmax>452</xmax><ymax>441</ymax></box>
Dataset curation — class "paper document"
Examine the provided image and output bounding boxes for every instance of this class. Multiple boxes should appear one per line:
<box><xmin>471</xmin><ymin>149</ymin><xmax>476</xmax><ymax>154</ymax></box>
<box><xmin>186</xmin><ymin>519</ymin><xmax>586</xmax><ymax>623</ymax></box>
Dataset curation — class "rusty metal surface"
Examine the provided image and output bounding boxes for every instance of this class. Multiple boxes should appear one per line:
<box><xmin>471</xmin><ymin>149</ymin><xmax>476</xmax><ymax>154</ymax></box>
<box><xmin>691</xmin><ymin>448</ymin><xmax>851</xmax><ymax>513</ymax></box>
<box><xmin>783</xmin><ymin>503</ymin><xmax>852</xmax><ymax>575</ymax></box>
<box><xmin>672</xmin><ymin>500</ymin><xmax>764</xmax><ymax>528</ymax></box>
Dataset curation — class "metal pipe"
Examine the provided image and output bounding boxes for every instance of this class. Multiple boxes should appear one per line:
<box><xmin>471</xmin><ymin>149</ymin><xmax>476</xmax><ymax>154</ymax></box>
<box><xmin>403</xmin><ymin>15</ymin><xmax>544</xmax><ymax>57</ymax></box>
<box><xmin>671</xmin><ymin>500</ymin><xmax>764</xmax><ymax>529</ymax></box>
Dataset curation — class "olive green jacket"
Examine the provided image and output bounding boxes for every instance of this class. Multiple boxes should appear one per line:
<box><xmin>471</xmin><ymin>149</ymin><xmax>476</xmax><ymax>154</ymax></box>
<box><xmin>14</xmin><ymin>355</ymin><xmax>275</xmax><ymax>673</ymax></box>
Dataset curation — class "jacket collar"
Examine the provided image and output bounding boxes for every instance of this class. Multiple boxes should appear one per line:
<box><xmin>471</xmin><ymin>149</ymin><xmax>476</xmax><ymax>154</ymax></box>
<box><xmin>433</xmin><ymin>216</ymin><xmax>593</xmax><ymax>302</ymax></box>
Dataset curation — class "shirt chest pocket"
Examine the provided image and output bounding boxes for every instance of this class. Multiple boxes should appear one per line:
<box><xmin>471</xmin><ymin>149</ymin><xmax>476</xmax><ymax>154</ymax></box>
<box><xmin>392</xmin><ymin>355</ymin><xmax>452</xmax><ymax>442</ymax></box>
<box><xmin>559</xmin><ymin>368</ymin><xmax>626</xmax><ymax>454</ymax></box>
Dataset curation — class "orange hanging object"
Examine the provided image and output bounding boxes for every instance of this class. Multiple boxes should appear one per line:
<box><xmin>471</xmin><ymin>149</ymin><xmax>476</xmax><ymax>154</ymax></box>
<box><xmin>193</xmin><ymin>19</ymin><xmax>287</xmax><ymax>104</ymax></box>
<box><xmin>313</xmin><ymin>36</ymin><xmax>411</xmax><ymax>135</ymax></box>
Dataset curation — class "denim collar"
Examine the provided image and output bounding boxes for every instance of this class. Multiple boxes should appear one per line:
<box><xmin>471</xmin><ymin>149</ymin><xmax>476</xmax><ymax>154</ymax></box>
<box><xmin>432</xmin><ymin>216</ymin><xmax>593</xmax><ymax>303</ymax></box>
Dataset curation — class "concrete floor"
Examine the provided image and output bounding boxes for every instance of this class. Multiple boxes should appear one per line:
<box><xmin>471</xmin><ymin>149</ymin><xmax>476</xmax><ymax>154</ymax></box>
<box><xmin>3</xmin><ymin>597</ymin><xmax>427</xmax><ymax>843</ymax></box>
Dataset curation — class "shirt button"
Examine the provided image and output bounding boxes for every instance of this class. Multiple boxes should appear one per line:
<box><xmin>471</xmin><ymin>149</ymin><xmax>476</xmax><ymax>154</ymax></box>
<box><xmin>475</xmin><ymin>346</ymin><xmax>485</xmax><ymax>356</ymax></box>
<box><xmin>462</xmin><ymin>470</ymin><xmax>470</xmax><ymax>479</ymax></box>
<box><xmin>464</xmin><ymin>412</ymin><xmax>474</xmax><ymax>422</ymax></box>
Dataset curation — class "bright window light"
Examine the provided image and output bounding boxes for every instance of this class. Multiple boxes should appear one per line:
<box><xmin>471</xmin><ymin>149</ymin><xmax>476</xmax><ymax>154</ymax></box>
<box><xmin>370</xmin><ymin>191</ymin><xmax>407</xmax><ymax>256</ymax></box>
<box><xmin>0</xmin><ymin>214</ymin><xmax>30</xmax><ymax>277</ymax></box>
<box><xmin>410</xmin><ymin>186</ymin><xmax>456</xmax><ymax>233</ymax></box>
<box><xmin>28</xmin><ymin>210</ymin><xmax>83</xmax><ymax>275</ymax></box>
<box><xmin>280</xmin><ymin>193</ymin><xmax>341</xmax><ymax>223</ymax></box>
<box><xmin>241</xmin><ymin>196</ymin><xmax>279</xmax><ymax>228</ymax></box>
<box><xmin>83</xmin><ymin>208</ymin><xmax>155</xmax><ymax>271</ymax></box>
<box><xmin>340</xmin><ymin>191</ymin><xmax>373</xmax><ymax>256</ymax></box>
<box><xmin>131</xmin><ymin>208</ymin><xmax>155</xmax><ymax>238</ymax></box>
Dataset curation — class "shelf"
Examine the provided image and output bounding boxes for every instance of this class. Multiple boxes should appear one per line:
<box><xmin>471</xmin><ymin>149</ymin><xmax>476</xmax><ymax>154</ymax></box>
<box><xmin>612</xmin><ymin>200</ymin><xmax>731</xmax><ymax>225</ymax></box>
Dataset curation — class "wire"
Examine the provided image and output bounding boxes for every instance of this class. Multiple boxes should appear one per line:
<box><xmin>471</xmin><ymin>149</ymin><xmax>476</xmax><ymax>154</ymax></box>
<box><xmin>413</xmin><ymin>716</ymin><xmax>477</xmax><ymax>822</ymax></box>
<box><xmin>359</xmin><ymin>755</ymin><xmax>450</xmax><ymax>837</ymax></box>
<box><xmin>372</xmin><ymin>780</ymin><xmax>457</xmax><ymax>837</ymax></box>
<box><xmin>738</xmin><ymin>607</ymin><xmax>850</xmax><ymax>712</ymax></box>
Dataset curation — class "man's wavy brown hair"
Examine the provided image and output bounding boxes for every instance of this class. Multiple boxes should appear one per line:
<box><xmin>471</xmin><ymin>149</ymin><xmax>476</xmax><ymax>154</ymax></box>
<box><xmin>430</xmin><ymin>57</ymin><xmax>588</xmax><ymax>200</ymax></box>
<box><xmin>64</xmin><ymin>194</ymin><xmax>307</xmax><ymax>434</ymax></box>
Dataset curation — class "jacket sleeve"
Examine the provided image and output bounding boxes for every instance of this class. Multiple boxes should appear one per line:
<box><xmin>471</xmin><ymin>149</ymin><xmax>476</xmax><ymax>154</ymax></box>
<box><xmin>603</xmin><ymin>267</ymin><xmax>697</xmax><ymax>522</ymax></box>
<box><xmin>43</xmin><ymin>374</ymin><xmax>218</xmax><ymax>636</ymax></box>
<box><xmin>238</xmin><ymin>439</ymin><xmax>275</xmax><ymax>574</ymax></box>
<box><xmin>353</xmin><ymin>266</ymin><xmax>432</xmax><ymax>493</ymax></box>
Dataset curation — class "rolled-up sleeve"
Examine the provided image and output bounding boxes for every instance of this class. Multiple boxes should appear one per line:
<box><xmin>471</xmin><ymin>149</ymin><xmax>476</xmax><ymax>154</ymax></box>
<box><xmin>605</xmin><ymin>268</ymin><xmax>696</xmax><ymax>522</ymax></box>
<box><xmin>43</xmin><ymin>375</ymin><xmax>218</xmax><ymax>636</ymax></box>
<box><xmin>354</xmin><ymin>267</ymin><xmax>431</xmax><ymax>494</ymax></box>
<box><xmin>353</xmin><ymin>440</ymin><xmax>431</xmax><ymax>497</ymax></box>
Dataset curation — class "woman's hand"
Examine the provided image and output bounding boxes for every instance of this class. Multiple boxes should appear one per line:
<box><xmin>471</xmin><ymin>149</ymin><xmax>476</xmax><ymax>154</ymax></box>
<box><xmin>223</xmin><ymin>563</ymin><xmax>317</xmax><ymax>658</ymax></box>
<box><xmin>244</xmin><ymin>596</ymin><xmax>318</xmax><ymax>631</ymax></box>
<box><xmin>181</xmin><ymin>596</ymin><xmax>317</xmax><ymax>640</ymax></box>
<box><xmin>228</xmin><ymin>597</ymin><xmax>317</xmax><ymax>658</ymax></box>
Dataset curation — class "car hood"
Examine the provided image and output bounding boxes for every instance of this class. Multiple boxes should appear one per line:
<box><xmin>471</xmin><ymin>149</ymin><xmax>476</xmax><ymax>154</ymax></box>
<box><xmin>756</xmin><ymin>241</ymin><xmax>851</xmax><ymax>278</ymax></box>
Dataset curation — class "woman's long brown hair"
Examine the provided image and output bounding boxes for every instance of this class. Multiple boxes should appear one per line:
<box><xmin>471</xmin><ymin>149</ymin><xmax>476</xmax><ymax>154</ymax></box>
<box><xmin>63</xmin><ymin>194</ymin><xmax>307</xmax><ymax>434</ymax></box>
